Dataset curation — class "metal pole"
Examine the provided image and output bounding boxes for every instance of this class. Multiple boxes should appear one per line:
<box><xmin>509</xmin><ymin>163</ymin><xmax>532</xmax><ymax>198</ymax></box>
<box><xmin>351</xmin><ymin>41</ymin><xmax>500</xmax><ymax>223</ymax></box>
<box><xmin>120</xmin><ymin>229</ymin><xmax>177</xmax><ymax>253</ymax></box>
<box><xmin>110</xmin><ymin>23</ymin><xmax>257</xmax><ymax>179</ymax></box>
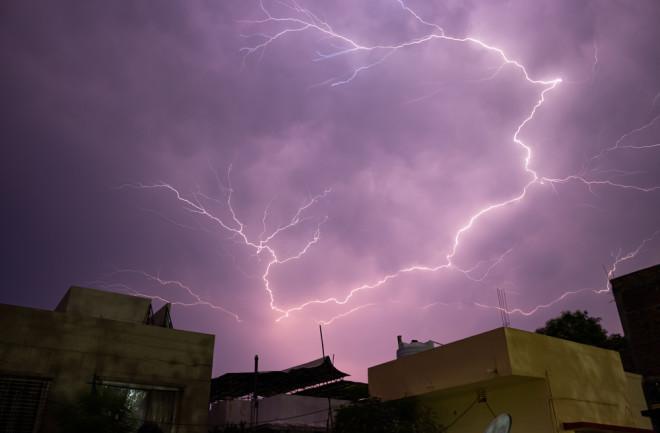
<box><xmin>252</xmin><ymin>355</ymin><xmax>259</xmax><ymax>430</ymax></box>
<box><xmin>319</xmin><ymin>325</ymin><xmax>333</xmax><ymax>432</ymax></box>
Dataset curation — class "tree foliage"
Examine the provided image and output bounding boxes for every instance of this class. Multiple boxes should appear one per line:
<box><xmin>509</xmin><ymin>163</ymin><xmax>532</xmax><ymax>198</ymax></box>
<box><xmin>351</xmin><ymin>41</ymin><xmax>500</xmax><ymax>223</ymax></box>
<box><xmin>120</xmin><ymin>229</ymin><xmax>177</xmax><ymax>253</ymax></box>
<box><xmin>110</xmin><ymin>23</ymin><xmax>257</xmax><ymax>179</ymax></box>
<box><xmin>535</xmin><ymin>310</ymin><xmax>627</xmax><ymax>352</ymax></box>
<box><xmin>333</xmin><ymin>397</ymin><xmax>440</xmax><ymax>433</ymax></box>
<box><xmin>56</xmin><ymin>388</ymin><xmax>136</xmax><ymax>433</ymax></box>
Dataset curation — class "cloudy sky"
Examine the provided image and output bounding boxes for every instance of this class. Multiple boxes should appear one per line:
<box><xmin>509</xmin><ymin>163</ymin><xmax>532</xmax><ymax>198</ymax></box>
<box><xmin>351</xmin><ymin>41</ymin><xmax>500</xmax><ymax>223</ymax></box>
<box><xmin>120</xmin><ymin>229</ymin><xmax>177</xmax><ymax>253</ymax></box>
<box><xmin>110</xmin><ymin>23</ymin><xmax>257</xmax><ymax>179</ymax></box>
<box><xmin>2</xmin><ymin>0</ymin><xmax>660</xmax><ymax>381</ymax></box>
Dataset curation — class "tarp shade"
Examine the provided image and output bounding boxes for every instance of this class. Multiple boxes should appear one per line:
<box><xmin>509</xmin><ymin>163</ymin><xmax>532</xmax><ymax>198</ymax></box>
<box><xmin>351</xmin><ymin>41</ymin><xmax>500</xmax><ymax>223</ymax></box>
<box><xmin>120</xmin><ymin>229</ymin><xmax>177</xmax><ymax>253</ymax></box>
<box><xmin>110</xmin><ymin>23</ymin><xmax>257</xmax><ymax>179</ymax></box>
<box><xmin>210</xmin><ymin>356</ymin><xmax>348</xmax><ymax>401</ymax></box>
<box><xmin>293</xmin><ymin>380</ymin><xmax>368</xmax><ymax>401</ymax></box>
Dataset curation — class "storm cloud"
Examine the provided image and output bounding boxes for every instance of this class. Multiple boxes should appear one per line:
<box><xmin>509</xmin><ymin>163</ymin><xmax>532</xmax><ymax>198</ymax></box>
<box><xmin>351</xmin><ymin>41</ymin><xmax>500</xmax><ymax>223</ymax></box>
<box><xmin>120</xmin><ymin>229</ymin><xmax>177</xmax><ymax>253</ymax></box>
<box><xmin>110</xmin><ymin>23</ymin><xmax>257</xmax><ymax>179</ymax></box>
<box><xmin>2</xmin><ymin>0</ymin><xmax>660</xmax><ymax>379</ymax></box>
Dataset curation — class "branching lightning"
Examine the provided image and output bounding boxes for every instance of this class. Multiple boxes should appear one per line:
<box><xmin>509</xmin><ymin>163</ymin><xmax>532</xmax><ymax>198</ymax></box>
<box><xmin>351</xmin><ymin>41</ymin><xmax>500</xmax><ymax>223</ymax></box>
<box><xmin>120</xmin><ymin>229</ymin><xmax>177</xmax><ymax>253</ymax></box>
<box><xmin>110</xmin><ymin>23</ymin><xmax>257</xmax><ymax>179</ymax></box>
<box><xmin>588</xmin><ymin>113</ymin><xmax>660</xmax><ymax>164</ymax></box>
<box><xmin>96</xmin><ymin>280</ymin><xmax>243</xmax><ymax>322</ymax></box>
<box><xmin>116</xmin><ymin>0</ymin><xmax>660</xmax><ymax>325</ymax></box>
<box><xmin>318</xmin><ymin>303</ymin><xmax>376</xmax><ymax>326</ymax></box>
<box><xmin>118</xmin><ymin>163</ymin><xmax>332</xmax><ymax>320</ymax></box>
<box><xmin>475</xmin><ymin>229</ymin><xmax>660</xmax><ymax>317</ymax></box>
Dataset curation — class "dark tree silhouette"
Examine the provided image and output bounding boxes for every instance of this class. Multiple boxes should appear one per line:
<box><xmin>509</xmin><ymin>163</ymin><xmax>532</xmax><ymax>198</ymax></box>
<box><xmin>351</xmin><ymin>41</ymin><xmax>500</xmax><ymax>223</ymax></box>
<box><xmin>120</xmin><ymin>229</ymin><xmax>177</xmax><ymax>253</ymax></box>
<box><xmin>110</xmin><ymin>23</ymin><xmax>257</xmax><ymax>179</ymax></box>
<box><xmin>333</xmin><ymin>397</ymin><xmax>440</xmax><ymax>433</ymax></box>
<box><xmin>535</xmin><ymin>310</ymin><xmax>627</xmax><ymax>352</ymax></box>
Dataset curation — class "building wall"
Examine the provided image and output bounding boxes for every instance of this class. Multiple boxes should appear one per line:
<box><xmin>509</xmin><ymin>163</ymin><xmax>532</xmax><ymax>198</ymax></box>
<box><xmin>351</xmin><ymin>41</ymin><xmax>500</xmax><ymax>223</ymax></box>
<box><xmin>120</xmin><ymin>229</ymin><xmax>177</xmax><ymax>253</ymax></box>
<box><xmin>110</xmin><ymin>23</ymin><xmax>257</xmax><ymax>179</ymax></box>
<box><xmin>626</xmin><ymin>373</ymin><xmax>653</xmax><ymax>426</ymax></box>
<box><xmin>368</xmin><ymin>327</ymin><xmax>652</xmax><ymax>432</ymax></box>
<box><xmin>0</xmin><ymin>302</ymin><xmax>214</xmax><ymax>433</ymax></box>
<box><xmin>505</xmin><ymin>328</ymin><xmax>649</xmax><ymax>429</ymax></box>
<box><xmin>209</xmin><ymin>394</ymin><xmax>348</xmax><ymax>429</ymax></box>
<box><xmin>256</xmin><ymin>394</ymin><xmax>346</xmax><ymax>428</ymax></box>
<box><xmin>54</xmin><ymin>286</ymin><xmax>153</xmax><ymax>324</ymax></box>
<box><xmin>419</xmin><ymin>378</ymin><xmax>555</xmax><ymax>433</ymax></box>
<box><xmin>369</xmin><ymin>328</ymin><xmax>512</xmax><ymax>401</ymax></box>
<box><xmin>611</xmin><ymin>264</ymin><xmax>660</xmax><ymax>377</ymax></box>
<box><xmin>611</xmin><ymin>264</ymin><xmax>660</xmax><ymax>430</ymax></box>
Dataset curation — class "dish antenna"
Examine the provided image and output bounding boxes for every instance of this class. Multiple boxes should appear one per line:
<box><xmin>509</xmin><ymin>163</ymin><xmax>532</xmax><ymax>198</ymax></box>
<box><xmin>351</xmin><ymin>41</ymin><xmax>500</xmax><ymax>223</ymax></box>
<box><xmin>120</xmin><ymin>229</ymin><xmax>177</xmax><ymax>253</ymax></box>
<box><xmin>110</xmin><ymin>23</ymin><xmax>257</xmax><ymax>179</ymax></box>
<box><xmin>483</xmin><ymin>413</ymin><xmax>512</xmax><ymax>433</ymax></box>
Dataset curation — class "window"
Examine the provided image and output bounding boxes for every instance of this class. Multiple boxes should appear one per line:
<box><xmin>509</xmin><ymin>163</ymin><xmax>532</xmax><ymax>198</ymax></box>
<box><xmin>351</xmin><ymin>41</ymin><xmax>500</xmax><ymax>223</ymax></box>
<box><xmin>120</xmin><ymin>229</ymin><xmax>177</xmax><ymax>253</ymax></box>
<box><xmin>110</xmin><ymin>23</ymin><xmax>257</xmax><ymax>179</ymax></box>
<box><xmin>101</xmin><ymin>382</ymin><xmax>178</xmax><ymax>433</ymax></box>
<box><xmin>0</xmin><ymin>376</ymin><xmax>49</xmax><ymax>433</ymax></box>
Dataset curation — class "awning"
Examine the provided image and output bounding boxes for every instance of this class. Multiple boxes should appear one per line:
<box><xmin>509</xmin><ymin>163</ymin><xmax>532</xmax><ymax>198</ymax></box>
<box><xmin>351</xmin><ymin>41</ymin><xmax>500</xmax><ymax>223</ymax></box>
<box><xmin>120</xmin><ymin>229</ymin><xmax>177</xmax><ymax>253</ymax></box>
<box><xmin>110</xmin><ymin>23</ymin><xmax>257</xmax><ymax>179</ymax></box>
<box><xmin>210</xmin><ymin>356</ymin><xmax>348</xmax><ymax>401</ymax></box>
<box><xmin>294</xmin><ymin>380</ymin><xmax>369</xmax><ymax>401</ymax></box>
<box><xmin>563</xmin><ymin>422</ymin><xmax>654</xmax><ymax>433</ymax></box>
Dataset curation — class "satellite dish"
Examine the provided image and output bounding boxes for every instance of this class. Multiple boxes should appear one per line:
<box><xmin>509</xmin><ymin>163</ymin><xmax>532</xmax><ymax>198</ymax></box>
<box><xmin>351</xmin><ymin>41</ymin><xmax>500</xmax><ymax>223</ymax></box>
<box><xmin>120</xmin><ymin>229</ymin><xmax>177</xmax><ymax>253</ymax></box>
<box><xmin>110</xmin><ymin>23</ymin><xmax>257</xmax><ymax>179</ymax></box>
<box><xmin>483</xmin><ymin>413</ymin><xmax>512</xmax><ymax>433</ymax></box>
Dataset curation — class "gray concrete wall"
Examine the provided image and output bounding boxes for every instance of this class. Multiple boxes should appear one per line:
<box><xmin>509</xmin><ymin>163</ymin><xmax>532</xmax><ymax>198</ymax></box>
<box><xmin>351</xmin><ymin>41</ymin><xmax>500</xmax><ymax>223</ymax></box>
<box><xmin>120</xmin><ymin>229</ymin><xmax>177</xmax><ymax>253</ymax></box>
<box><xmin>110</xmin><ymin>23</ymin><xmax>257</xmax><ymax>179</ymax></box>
<box><xmin>209</xmin><ymin>394</ymin><xmax>348</xmax><ymax>429</ymax></box>
<box><xmin>0</xmin><ymin>302</ymin><xmax>214</xmax><ymax>433</ymax></box>
<box><xmin>55</xmin><ymin>286</ymin><xmax>152</xmax><ymax>324</ymax></box>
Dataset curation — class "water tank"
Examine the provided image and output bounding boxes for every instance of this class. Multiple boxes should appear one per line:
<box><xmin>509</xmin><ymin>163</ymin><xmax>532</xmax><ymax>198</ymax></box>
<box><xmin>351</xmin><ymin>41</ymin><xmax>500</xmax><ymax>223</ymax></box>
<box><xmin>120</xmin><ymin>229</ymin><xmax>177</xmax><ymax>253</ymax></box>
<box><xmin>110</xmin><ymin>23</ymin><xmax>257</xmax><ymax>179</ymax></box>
<box><xmin>396</xmin><ymin>335</ymin><xmax>436</xmax><ymax>358</ymax></box>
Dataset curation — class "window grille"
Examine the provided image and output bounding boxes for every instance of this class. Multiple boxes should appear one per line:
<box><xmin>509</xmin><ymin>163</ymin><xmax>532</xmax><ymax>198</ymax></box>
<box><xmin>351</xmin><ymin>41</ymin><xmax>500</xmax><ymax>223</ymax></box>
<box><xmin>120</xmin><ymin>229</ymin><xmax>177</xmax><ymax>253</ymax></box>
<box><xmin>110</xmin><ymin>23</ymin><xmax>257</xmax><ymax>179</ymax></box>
<box><xmin>0</xmin><ymin>376</ymin><xmax>49</xmax><ymax>433</ymax></box>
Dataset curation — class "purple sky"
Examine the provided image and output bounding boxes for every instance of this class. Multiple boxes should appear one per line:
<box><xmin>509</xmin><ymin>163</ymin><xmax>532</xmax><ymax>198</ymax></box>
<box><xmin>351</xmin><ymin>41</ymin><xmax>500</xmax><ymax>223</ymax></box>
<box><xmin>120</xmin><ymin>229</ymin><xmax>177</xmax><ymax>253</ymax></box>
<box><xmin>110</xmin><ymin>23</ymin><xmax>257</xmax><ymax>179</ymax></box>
<box><xmin>2</xmin><ymin>0</ymin><xmax>660</xmax><ymax>381</ymax></box>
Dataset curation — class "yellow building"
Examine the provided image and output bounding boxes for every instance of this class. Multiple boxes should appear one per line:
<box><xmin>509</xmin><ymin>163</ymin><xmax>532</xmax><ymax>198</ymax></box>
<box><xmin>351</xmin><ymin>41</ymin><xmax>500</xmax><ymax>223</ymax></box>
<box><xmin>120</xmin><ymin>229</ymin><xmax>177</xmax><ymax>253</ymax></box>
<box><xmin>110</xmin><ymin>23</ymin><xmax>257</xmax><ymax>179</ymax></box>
<box><xmin>369</xmin><ymin>327</ymin><xmax>653</xmax><ymax>433</ymax></box>
<box><xmin>0</xmin><ymin>286</ymin><xmax>214</xmax><ymax>433</ymax></box>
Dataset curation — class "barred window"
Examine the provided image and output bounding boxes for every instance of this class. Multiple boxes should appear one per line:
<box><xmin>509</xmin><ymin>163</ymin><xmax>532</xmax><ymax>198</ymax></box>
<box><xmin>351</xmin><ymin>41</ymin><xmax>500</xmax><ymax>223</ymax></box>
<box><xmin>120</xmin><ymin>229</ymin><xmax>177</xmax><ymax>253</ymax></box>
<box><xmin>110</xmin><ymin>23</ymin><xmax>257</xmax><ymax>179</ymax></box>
<box><xmin>0</xmin><ymin>376</ymin><xmax>49</xmax><ymax>433</ymax></box>
<box><xmin>101</xmin><ymin>382</ymin><xmax>178</xmax><ymax>433</ymax></box>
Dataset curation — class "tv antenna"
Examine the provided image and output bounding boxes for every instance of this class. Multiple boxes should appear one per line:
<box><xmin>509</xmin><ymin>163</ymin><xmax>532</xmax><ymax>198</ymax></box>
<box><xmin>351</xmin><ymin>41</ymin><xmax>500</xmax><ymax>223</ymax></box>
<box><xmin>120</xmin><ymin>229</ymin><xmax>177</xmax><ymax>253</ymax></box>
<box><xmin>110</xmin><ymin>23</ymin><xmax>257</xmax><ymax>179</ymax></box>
<box><xmin>496</xmin><ymin>288</ymin><xmax>511</xmax><ymax>327</ymax></box>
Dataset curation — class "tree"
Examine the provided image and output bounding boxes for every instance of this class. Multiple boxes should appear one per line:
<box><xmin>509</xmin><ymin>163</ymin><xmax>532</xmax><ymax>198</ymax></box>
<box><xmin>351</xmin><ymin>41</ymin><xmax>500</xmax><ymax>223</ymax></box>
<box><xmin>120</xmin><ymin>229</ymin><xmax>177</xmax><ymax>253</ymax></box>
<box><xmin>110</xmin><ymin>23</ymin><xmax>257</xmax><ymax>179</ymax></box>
<box><xmin>333</xmin><ymin>397</ymin><xmax>440</xmax><ymax>433</ymax></box>
<box><xmin>56</xmin><ymin>388</ymin><xmax>136</xmax><ymax>433</ymax></box>
<box><xmin>535</xmin><ymin>310</ymin><xmax>627</xmax><ymax>352</ymax></box>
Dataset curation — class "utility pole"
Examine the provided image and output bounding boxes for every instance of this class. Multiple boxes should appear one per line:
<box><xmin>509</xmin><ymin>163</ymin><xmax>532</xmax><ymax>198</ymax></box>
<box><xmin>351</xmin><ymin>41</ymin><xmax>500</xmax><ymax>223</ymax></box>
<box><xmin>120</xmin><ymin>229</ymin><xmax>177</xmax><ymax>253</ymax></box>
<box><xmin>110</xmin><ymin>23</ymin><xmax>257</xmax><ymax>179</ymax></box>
<box><xmin>251</xmin><ymin>355</ymin><xmax>259</xmax><ymax>430</ymax></box>
<box><xmin>319</xmin><ymin>324</ymin><xmax>333</xmax><ymax>433</ymax></box>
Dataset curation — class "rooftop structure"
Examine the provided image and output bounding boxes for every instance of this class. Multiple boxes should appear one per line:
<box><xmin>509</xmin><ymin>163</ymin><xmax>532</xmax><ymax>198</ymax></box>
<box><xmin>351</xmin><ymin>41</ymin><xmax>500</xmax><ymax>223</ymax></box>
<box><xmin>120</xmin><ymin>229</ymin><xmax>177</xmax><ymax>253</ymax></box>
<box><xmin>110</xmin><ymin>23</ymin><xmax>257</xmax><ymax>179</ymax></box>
<box><xmin>612</xmin><ymin>264</ymin><xmax>660</xmax><ymax>430</ymax></box>
<box><xmin>209</xmin><ymin>356</ymin><xmax>367</xmax><ymax>431</ymax></box>
<box><xmin>0</xmin><ymin>286</ymin><xmax>214</xmax><ymax>433</ymax></box>
<box><xmin>369</xmin><ymin>327</ymin><xmax>652</xmax><ymax>433</ymax></box>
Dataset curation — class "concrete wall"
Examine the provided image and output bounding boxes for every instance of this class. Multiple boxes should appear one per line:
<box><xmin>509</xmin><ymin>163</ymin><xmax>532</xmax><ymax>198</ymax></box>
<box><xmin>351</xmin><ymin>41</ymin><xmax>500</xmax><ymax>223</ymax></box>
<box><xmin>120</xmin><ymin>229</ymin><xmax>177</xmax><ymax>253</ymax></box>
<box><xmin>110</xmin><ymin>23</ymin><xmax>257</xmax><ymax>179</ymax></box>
<box><xmin>611</xmin><ymin>264</ymin><xmax>660</xmax><ymax>377</ymax></box>
<box><xmin>369</xmin><ymin>328</ymin><xmax>512</xmax><ymax>400</ymax></box>
<box><xmin>55</xmin><ymin>286</ymin><xmax>152</xmax><ymax>324</ymax></box>
<box><xmin>505</xmin><ymin>327</ymin><xmax>650</xmax><ymax>430</ymax></box>
<box><xmin>626</xmin><ymin>373</ymin><xmax>652</xmax><ymax>427</ymax></box>
<box><xmin>0</xmin><ymin>302</ymin><xmax>214</xmax><ymax>433</ymax></box>
<box><xmin>209</xmin><ymin>394</ymin><xmax>347</xmax><ymax>429</ymax></box>
<box><xmin>419</xmin><ymin>378</ymin><xmax>555</xmax><ymax>433</ymax></box>
<box><xmin>368</xmin><ymin>327</ymin><xmax>652</xmax><ymax>432</ymax></box>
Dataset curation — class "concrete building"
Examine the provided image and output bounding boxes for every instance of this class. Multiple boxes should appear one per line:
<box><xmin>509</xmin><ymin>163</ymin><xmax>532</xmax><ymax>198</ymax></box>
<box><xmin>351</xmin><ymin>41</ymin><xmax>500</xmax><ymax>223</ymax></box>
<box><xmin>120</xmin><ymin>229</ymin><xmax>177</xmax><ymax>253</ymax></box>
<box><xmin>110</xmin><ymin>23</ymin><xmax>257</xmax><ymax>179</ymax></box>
<box><xmin>369</xmin><ymin>327</ymin><xmax>652</xmax><ymax>433</ymax></box>
<box><xmin>612</xmin><ymin>264</ymin><xmax>660</xmax><ymax>430</ymax></box>
<box><xmin>0</xmin><ymin>286</ymin><xmax>214</xmax><ymax>433</ymax></box>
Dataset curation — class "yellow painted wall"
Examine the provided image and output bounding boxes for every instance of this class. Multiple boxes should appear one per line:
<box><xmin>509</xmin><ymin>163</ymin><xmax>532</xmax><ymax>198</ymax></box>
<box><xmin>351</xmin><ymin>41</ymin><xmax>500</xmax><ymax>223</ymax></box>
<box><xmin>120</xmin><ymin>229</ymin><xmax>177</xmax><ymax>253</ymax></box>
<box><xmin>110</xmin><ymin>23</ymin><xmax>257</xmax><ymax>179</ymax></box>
<box><xmin>368</xmin><ymin>327</ymin><xmax>652</xmax><ymax>432</ymax></box>
<box><xmin>0</xmin><ymin>302</ymin><xmax>214</xmax><ymax>433</ymax></box>
<box><xmin>505</xmin><ymin>328</ymin><xmax>651</xmax><ymax>430</ymax></box>
<box><xmin>419</xmin><ymin>378</ymin><xmax>556</xmax><ymax>433</ymax></box>
<box><xmin>369</xmin><ymin>328</ymin><xmax>511</xmax><ymax>400</ymax></box>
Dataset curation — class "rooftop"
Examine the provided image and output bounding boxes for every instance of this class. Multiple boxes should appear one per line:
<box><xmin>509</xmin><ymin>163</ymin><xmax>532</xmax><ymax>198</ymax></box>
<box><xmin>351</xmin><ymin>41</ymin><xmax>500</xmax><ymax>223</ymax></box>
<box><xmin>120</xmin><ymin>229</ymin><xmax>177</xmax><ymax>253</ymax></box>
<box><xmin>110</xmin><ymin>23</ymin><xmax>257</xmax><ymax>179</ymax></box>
<box><xmin>54</xmin><ymin>286</ymin><xmax>172</xmax><ymax>327</ymax></box>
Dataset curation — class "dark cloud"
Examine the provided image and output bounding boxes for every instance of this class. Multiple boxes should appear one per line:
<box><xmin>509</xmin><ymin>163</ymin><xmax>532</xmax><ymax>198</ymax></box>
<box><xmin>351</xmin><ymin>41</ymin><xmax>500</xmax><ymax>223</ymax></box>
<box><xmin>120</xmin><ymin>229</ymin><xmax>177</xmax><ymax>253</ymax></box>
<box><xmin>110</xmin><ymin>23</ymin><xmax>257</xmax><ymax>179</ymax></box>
<box><xmin>2</xmin><ymin>0</ymin><xmax>659</xmax><ymax>379</ymax></box>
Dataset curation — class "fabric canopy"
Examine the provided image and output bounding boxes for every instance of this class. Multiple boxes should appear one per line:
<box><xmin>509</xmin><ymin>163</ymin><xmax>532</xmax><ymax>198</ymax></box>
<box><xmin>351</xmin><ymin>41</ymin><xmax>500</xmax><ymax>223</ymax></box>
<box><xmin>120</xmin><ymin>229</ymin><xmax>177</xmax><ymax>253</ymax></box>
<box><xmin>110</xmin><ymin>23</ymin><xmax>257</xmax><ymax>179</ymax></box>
<box><xmin>210</xmin><ymin>356</ymin><xmax>349</xmax><ymax>401</ymax></box>
<box><xmin>294</xmin><ymin>380</ymin><xmax>368</xmax><ymax>401</ymax></box>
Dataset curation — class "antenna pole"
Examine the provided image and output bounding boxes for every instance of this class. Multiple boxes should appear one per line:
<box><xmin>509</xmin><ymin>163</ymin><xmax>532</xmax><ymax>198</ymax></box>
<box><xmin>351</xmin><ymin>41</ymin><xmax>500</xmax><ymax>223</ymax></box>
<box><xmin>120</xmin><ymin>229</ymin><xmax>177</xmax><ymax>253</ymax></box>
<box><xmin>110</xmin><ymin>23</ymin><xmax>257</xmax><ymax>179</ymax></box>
<box><xmin>503</xmin><ymin>289</ymin><xmax>511</xmax><ymax>327</ymax></box>
<box><xmin>497</xmin><ymin>288</ymin><xmax>511</xmax><ymax>328</ymax></box>
<box><xmin>252</xmin><ymin>355</ymin><xmax>259</xmax><ymax>430</ymax></box>
<box><xmin>319</xmin><ymin>324</ymin><xmax>326</xmax><ymax>358</ymax></box>
<box><xmin>319</xmin><ymin>325</ymin><xmax>333</xmax><ymax>432</ymax></box>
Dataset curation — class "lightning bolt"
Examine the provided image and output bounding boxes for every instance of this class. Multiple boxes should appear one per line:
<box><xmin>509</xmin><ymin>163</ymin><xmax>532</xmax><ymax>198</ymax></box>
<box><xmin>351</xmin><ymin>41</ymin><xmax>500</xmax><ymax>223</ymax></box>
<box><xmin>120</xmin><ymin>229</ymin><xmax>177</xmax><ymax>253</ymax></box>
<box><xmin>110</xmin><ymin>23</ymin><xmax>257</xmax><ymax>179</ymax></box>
<box><xmin>652</xmin><ymin>90</ymin><xmax>660</xmax><ymax>108</ymax></box>
<box><xmin>117</xmin><ymin>0</ymin><xmax>659</xmax><ymax>325</ymax></box>
<box><xmin>88</xmin><ymin>280</ymin><xmax>242</xmax><ymax>322</ymax></box>
<box><xmin>588</xmin><ymin>113</ymin><xmax>660</xmax><ymax>164</ymax></box>
<box><xmin>475</xmin><ymin>229</ymin><xmax>660</xmax><ymax>316</ymax></box>
<box><xmin>235</xmin><ymin>0</ymin><xmax>660</xmax><ymax>320</ymax></box>
<box><xmin>457</xmin><ymin>248</ymin><xmax>514</xmax><ymax>283</ymax></box>
<box><xmin>118</xmin><ymin>165</ymin><xmax>331</xmax><ymax>319</ymax></box>
<box><xmin>230</xmin><ymin>0</ymin><xmax>565</xmax><ymax>322</ymax></box>
<box><xmin>318</xmin><ymin>303</ymin><xmax>376</xmax><ymax>326</ymax></box>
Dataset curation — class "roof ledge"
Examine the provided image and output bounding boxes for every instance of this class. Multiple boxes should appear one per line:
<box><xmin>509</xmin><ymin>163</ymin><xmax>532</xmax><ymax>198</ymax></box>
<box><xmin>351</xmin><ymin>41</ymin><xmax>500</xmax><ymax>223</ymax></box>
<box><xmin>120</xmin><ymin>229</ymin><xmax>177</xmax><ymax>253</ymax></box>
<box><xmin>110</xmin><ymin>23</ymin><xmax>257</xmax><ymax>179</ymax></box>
<box><xmin>563</xmin><ymin>422</ymin><xmax>654</xmax><ymax>433</ymax></box>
